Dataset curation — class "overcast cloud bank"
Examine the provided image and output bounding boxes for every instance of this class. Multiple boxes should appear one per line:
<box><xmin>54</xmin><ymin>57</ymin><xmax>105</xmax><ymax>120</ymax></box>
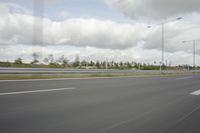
<box><xmin>0</xmin><ymin>1</ymin><xmax>200</xmax><ymax>65</ymax></box>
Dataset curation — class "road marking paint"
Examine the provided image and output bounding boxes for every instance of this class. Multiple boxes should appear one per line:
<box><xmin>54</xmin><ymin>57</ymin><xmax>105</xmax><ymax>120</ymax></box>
<box><xmin>176</xmin><ymin>77</ymin><xmax>192</xmax><ymax>80</ymax></box>
<box><xmin>190</xmin><ymin>89</ymin><xmax>200</xmax><ymax>96</ymax></box>
<box><xmin>0</xmin><ymin>88</ymin><xmax>74</xmax><ymax>96</ymax></box>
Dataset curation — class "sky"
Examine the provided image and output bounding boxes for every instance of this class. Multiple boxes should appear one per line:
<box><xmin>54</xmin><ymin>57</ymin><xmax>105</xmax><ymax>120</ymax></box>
<box><xmin>0</xmin><ymin>0</ymin><xmax>200</xmax><ymax>65</ymax></box>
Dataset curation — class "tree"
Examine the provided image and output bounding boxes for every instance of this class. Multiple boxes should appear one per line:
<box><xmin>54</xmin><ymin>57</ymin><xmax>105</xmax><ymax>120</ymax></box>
<box><xmin>119</xmin><ymin>62</ymin><xmax>124</xmax><ymax>69</ymax></box>
<box><xmin>89</xmin><ymin>61</ymin><xmax>95</xmax><ymax>66</ymax></box>
<box><xmin>114</xmin><ymin>62</ymin><xmax>119</xmax><ymax>69</ymax></box>
<box><xmin>14</xmin><ymin>58</ymin><xmax>23</xmax><ymax>64</ymax></box>
<box><xmin>72</xmin><ymin>56</ymin><xmax>80</xmax><ymax>67</ymax></box>
<box><xmin>43</xmin><ymin>54</ymin><xmax>54</xmax><ymax>65</ymax></box>
<box><xmin>127</xmin><ymin>62</ymin><xmax>132</xmax><ymax>69</ymax></box>
<box><xmin>48</xmin><ymin>54</ymin><xmax>54</xmax><ymax>64</ymax></box>
<box><xmin>101</xmin><ymin>61</ymin><xmax>106</xmax><ymax>68</ymax></box>
<box><xmin>57</xmin><ymin>55</ymin><xmax>68</xmax><ymax>67</ymax></box>
<box><xmin>96</xmin><ymin>61</ymin><xmax>100</xmax><ymax>68</ymax></box>
<box><xmin>81</xmin><ymin>60</ymin><xmax>87</xmax><ymax>67</ymax></box>
<box><xmin>43</xmin><ymin>57</ymin><xmax>49</xmax><ymax>64</ymax></box>
<box><xmin>31</xmin><ymin>52</ymin><xmax>39</xmax><ymax>64</ymax></box>
<box><xmin>111</xmin><ymin>61</ymin><xmax>115</xmax><ymax>68</ymax></box>
<box><xmin>62</xmin><ymin>58</ymin><xmax>68</xmax><ymax>67</ymax></box>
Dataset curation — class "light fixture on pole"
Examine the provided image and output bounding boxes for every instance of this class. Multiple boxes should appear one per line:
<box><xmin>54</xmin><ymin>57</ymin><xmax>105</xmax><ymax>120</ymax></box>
<box><xmin>148</xmin><ymin>17</ymin><xmax>183</xmax><ymax>72</ymax></box>
<box><xmin>182</xmin><ymin>40</ymin><xmax>199</xmax><ymax>71</ymax></box>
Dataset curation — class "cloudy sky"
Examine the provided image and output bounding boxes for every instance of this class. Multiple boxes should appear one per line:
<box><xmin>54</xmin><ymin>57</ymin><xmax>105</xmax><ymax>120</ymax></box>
<box><xmin>0</xmin><ymin>0</ymin><xmax>200</xmax><ymax>65</ymax></box>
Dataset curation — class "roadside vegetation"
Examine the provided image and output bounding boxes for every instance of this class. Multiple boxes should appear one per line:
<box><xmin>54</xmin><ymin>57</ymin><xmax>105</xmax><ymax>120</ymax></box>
<box><xmin>0</xmin><ymin>53</ymin><xmax>198</xmax><ymax>70</ymax></box>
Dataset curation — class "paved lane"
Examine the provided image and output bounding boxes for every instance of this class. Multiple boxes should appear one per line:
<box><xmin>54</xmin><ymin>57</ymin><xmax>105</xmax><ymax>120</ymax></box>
<box><xmin>0</xmin><ymin>67</ymin><xmax>197</xmax><ymax>74</ymax></box>
<box><xmin>0</xmin><ymin>75</ymin><xmax>200</xmax><ymax>133</ymax></box>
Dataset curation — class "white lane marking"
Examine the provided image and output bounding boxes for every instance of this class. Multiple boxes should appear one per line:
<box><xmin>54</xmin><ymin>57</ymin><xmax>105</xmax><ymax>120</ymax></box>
<box><xmin>176</xmin><ymin>77</ymin><xmax>192</xmax><ymax>80</ymax></box>
<box><xmin>0</xmin><ymin>88</ymin><xmax>74</xmax><ymax>96</ymax></box>
<box><xmin>190</xmin><ymin>90</ymin><xmax>200</xmax><ymax>96</ymax></box>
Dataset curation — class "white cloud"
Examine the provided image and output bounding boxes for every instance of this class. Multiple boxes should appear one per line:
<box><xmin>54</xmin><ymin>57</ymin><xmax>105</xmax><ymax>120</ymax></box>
<box><xmin>0</xmin><ymin>2</ymin><xmax>200</xmax><ymax>65</ymax></box>
<box><xmin>0</xmin><ymin>3</ymin><xmax>146</xmax><ymax>49</ymax></box>
<box><xmin>2</xmin><ymin>3</ymin><xmax>199</xmax><ymax>53</ymax></box>
<box><xmin>1</xmin><ymin>2</ymin><xmax>200</xmax><ymax>52</ymax></box>
<box><xmin>105</xmin><ymin>0</ymin><xmax>200</xmax><ymax>21</ymax></box>
<box><xmin>143</xmin><ymin>20</ymin><xmax>200</xmax><ymax>53</ymax></box>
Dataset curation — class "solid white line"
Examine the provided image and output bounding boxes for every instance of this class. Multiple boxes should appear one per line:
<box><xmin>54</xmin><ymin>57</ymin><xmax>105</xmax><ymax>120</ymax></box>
<box><xmin>176</xmin><ymin>77</ymin><xmax>192</xmax><ymax>80</ymax></box>
<box><xmin>190</xmin><ymin>90</ymin><xmax>200</xmax><ymax>96</ymax></box>
<box><xmin>0</xmin><ymin>88</ymin><xmax>74</xmax><ymax>96</ymax></box>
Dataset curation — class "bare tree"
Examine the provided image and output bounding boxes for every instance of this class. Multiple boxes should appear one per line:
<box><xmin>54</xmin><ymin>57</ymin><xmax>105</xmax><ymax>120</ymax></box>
<box><xmin>57</xmin><ymin>55</ymin><xmax>68</xmax><ymax>66</ymax></box>
<box><xmin>47</xmin><ymin>54</ymin><xmax>54</xmax><ymax>64</ymax></box>
<box><xmin>31</xmin><ymin>52</ymin><xmax>40</xmax><ymax>64</ymax></box>
<box><xmin>43</xmin><ymin>57</ymin><xmax>49</xmax><ymax>64</ymax></box>
<box><xmin>43</xmin><ymin>54</ymin><xmax>54</xmax><ymax>64</ymax></box>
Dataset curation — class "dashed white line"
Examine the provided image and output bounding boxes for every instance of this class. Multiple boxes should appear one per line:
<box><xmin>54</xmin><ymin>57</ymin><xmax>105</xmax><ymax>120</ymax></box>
<box><xmin>190</xmin><ymin>89</ymin><xmax>200</xmax><ymax>96</ymax></box>
<box><xmin>0</xmin><ymin>88</ymin><xmax>75</xmax><ymax>96</ymax></box>
<box><xmin>176</xmin><ymin>77</ymin><xmax>192</xmax><ymax>80</ymax></box>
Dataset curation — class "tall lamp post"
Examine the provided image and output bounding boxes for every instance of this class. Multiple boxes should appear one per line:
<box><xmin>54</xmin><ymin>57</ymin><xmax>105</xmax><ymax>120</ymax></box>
<box><xmin>148</xmin><ymin>17</ymin><xmax>183</xmax><ymax>72</ymax></box>
<box><xmin>182</xmin><ymin>40</ymin><xmax>199</xmax><ymax>71</ymax></box>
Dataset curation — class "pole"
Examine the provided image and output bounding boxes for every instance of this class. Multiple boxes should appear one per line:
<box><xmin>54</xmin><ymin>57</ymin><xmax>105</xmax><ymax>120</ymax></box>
<box><xmin>193</xmin><ymin>40</ymin><xmax>196</xmax><ymax>70</ymax></box>
<box><xmin>182</xmin><ymin>40</ymin><xmax>198</xmax><ymax>72</ymax></box>
<box><xmin>148</xmin><ymin>17</ymin><xmax>182</xmax><ymax>72</ymax></box>
<box><xmin>161</xmin><ymin>23</ymin><xmax>164</xmax><ymax>72</ymax></box>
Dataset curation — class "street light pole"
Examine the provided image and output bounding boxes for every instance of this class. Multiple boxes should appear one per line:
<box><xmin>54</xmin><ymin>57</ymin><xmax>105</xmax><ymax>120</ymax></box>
<box><xmin>193</xmin><ymin>40</ymin><xmax>196</xmax><ymax>70</ymax></box>
<box><xmin>182</xmin><ymin>40</ymin><xmax>199</xmax><ymax>71</ymax></box>
<box><xmin>148</xmin><ymin>17</ymin><xmax>183</xmax><ymax>72</ymax></box>
<box><xmin>161</xmin><ymin>23</ymin><xmax>164</xmax><ymax>69</ymax></box>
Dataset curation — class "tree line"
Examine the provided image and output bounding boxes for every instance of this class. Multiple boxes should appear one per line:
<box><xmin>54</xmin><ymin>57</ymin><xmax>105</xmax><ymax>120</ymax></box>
<box><xmin>0</xmin><ymin>53</ymin><xmax>198</xmax><ymax>70</ymax></box>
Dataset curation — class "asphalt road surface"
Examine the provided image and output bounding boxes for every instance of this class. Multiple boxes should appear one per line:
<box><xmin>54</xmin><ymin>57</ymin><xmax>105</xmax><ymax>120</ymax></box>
<box><xmin>0</xmin><ymin>67</ymin><xmax>196</xmax><ymax>74</ymax></box>
<box><xmin>0</xmin><ymin>75</ymin><xmax>200</xmax><ymax>133</ymax></box>
<box><xmin>0</xmin><ymin>67</ymin><xmax>143</xmax><ymax>73</ymax></box>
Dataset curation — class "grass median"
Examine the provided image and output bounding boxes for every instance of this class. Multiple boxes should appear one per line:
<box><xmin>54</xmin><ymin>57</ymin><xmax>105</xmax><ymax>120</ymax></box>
<box><xmin>0</xmin><ymin>73</ymin><xmax>156</xmax><ymax>80</ymax></box>
<box><xmin>0</xmin><ymin>71</ymin><xmax>198</xmax><ymax>80</ymax></box>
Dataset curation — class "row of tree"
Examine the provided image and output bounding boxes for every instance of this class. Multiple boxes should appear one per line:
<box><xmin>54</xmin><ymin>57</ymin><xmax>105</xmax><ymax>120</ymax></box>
<box><xmin>0</xmin><ymin>53</ymin><xmax>199</xmax><ymax>70</ymax></box>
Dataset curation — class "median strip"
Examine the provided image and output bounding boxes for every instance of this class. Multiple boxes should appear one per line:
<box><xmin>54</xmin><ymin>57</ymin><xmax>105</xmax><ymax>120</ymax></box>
<box><xmin>0</xmin><ymin>88</ymin><xmax>74</xmax><ymax>96</ymax></box>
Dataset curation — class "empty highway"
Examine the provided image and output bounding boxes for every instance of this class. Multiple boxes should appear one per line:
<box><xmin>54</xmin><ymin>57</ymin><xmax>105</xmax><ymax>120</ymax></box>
<box><xmin>0</xmin><ymin>75</ymin><xmax>200</xmax><ymax>133</ymax></box>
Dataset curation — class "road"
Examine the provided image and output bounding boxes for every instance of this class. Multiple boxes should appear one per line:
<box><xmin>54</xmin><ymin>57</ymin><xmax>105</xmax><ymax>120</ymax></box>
<box><xmin>0</xmin><ymin>67</ymin><xmax>145</xmax><ymax>74</ymax></box>
<box><xmin>0</xmin><ymin>75</ymin><xmax>200</xmax><ymax>133</ymax></box>
<box><xmin>0</xmin><ymin>67</ymin><xmax>196</xmax><ymax>74</ymax></box>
